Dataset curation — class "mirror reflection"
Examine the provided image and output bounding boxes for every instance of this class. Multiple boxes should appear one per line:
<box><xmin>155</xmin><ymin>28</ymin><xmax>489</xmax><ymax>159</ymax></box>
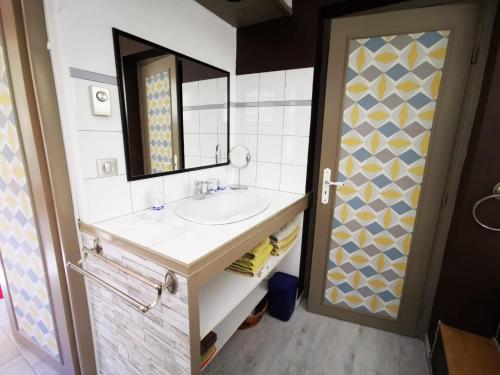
<box><xmin>113</xmin><ymin>29</ymin><xmax>229</xmax><ymax>180</ymax></box>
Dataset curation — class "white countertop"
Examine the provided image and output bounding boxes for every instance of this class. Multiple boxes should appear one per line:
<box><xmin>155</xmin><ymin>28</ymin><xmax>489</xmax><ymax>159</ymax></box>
<box><xmin>93</xmin><ymin>188</ymin><xmax>305</xmax><ymax>267</ymax></box>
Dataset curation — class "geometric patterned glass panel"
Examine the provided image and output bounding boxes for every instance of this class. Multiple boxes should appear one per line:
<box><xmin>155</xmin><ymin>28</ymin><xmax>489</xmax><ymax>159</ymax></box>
<box><xmin>146</xmin><ymin>70</ymin><xmax>174</xmax><ymax>173</ymax></box>
<box><xmin>0</xmin><ymin>38</ymin><xmax>60</xmax><ymax>358</ymax></box>
<box><xmin>324</xmin><ymin>31</ymin><xmax>449</xmax><ymax>319</ymax></box>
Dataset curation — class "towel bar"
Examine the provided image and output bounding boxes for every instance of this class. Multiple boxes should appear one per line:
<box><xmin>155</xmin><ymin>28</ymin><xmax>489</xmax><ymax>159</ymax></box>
<box><xmin>67</xmin><ymin>240</ymin><xmax>177</xmax><ymax>313</ymax></box>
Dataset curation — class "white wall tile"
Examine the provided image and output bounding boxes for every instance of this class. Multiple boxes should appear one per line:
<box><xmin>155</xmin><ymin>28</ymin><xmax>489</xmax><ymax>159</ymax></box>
<box><xmin>280</xmin><ymin>164</ymin><xmax>307</xmax><ymax>194</ymax></box>
<box><xmin>72</xmin><ymin>79</ymin><xmax>122</xmax><ymax>131</ymax></box>
<box><xmin>83</xmin><ymin>175</ymin><xmax>132</xmax><ymax>223</ymax></box>
<box><xmin>258</xmin><ymin>106</ymin><xmax>284</xmax><ymax>135</ymax></box>
<box><xmin>199</xmin><ymin>109</ymin><xmax>218</xmax><ymax>133</ymax></box>
<box><xmin>182</xmin><ymin>82</ymin><xmax>198</xmax><ymax>106</ymax></box>
<box><xmin>256</xmin><ymin>162</ymin><xmax>281</xmax><ymax>190</ymax></box>
<box><xmin>217</xmin><ymin>133</ymin><xmax>228</xmax><ymax>161</ymax></box>
<box><xmin>281</xmin><ymin>136</ymin><xmax>309</xmax><ymax>166</ymax></box>
<box><xmin>283</xmin><ymin>106</ymin><xmax>311</xmax><ymax>136</ymax></box>
<box><xmin>236</xmin><ymin>74</ymin><xmax>259</xmax><ymax>102</ymax></box>
<box><xmin>234</xmin><ymin>107</ymin><xmax>258</xmax><ymax>134</ymax></box>
<box><xmin>234</xmin><ymin>134</ymin><xmax>258</xmax><ymax>161</ymax></box>
<box><xmin>77</xmin><ymin>131</ymin><xmax>126</xmax><ymax>179</ymax></box>
<box><xmin>259</xmin><ymin>71</ymin><xmax>285</xmax><ymax>102</ymax></box>
<box><xmin>229</xmin><ymin>132</ymin><xmax>237</xmax><ymax>150</ymax></box>
<box><xmin>285</xmin><ymin>68</ymin><xmax>314</xmax><ymax>101</ymax></box>
<box><xmin>209</xmin><ymin>166</ymin><xmax>228</xmax><ymax>186</ymax></box>
<box><xmin>189</xmin><ymin>169</ymin><xmax>210</xmax><ymax>187</ymax></box>
<box><xmin>164</xmin><ymin>173</ymin><xmax>190</xmax><ymax>203</ymax></box>
<box><xmin>257</xmin><ymin>135</ymin><xmax>282</xmax><ymax>163</ymax></box>
<box><xmin>217</xmin><ymin>77</ymin><xmax>228</xmax><ymax>105</ymax></box>
<box><xmin>198</xmin><ymin>79</ymin><xmax>218</xmax><ymax>105</ymax></box>
<box><xmin>183</xmin><ymin>134</ymin><xmax>200</xmax><ymax>156</ymax></box>
<box><xmin>218</xmin><ymin>108</ymin><xmax>228</xmax><ymax>133</ymax></box>
<box><xmin>200</xmin><ymin>157</ymin><xmax>216</xmax><ymax>166</ymax></box>
<box><xmin>200</xmin><ymin>134</ymin><xmax>218</xmax><ymax>157</ymax></box>
<box><xmin>182</xmin><ymin>110</ymin><xmax>199</xmax><ymax>134</ymax></box>
<box><xmin>232</xmin><ymin>161</ymin><xmax>256</xmax><ymax>187</ymax></box>
<box><xmin>184</xmin><ymin>156</ymin><xmax>201</xmax><ymax>169</ymax></box>
<box><xmin>229</xmin><ymin>106</ymin><xmax>236</xmax><ymax>130</ymax></box>
<box><xmin>130</xmin><ymin>177</ymin><xmax>164</xmax><ymax>212</ymax></box>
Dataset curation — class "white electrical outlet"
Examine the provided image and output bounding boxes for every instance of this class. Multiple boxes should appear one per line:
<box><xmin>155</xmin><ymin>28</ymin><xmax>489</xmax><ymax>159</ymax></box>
<box><xmin>96</xmin><ymin>158</ymin><xmax>118</xmax><ymax>177</ymax></box>
<box><xmin>89</xmin><ymin>86</ymin><xmax>111</xmax><ymax>116</ymax></box>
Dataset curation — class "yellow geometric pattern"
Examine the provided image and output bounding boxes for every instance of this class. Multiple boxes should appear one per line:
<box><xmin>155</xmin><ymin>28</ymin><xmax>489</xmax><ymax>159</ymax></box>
<box><xmin>0</xmin><ymin>40</ymin><xmax>59</xmax><ymax>357</ymax></box>
<box><xmin>146</xmin><ymin>71</ymin><xmax>174</xmax><ymax>173</ymax></box>
<box><xmin>324</xmin><ymin>31</ymin><xmax>449</xmax><ymax>318</ymax></box>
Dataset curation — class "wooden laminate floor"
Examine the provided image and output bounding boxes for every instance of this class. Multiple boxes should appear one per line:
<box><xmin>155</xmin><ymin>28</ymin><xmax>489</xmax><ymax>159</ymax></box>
<box><xmin>205</xmin><ymin>303</ymin><xmax>429</xmax><ymax>375</ymax></box>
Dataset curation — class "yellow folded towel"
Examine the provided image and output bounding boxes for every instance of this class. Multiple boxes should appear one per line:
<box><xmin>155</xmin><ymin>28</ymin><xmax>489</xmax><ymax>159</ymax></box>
<box><xmin>271</xmin><ymin>225</ymin><xmax>300</xmax><ymax>256</ymax></box>
<box><xmin>226</xmin><ymin>267</ymin><xmax>259</xmax><ymax>277</ymax></box>
<box><xmin>235</xmin><ymin>243</ymin><xmax>273</xmax><ymax>268</ymax></box>
<box><xmin>241</xmin><ymin>238</ymin><xmax>271</xmax><ymax>260</ymax></box>
<box><xmin>227</xmin><ymin>241</ymin><xmax>273</xmax><ymax>277</ymax></box>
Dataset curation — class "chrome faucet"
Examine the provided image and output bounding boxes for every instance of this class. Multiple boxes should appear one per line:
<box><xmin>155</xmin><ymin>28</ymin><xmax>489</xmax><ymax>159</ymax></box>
<box><xmin>193</xmin><ymin>179</ymin><xmax>220</xmax><ymax>200</ymax></box>
<box><xmin>193</xmin><ymin>180</ymin><xmax>208</xmax><ymax>200</ymax></box>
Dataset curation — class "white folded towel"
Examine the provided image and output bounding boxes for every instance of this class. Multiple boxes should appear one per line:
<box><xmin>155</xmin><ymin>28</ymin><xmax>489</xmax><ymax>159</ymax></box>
<box><xmin>270</xmin><ymin>216</ymin><xmax>300</xmax><ymax>243</ymax></box>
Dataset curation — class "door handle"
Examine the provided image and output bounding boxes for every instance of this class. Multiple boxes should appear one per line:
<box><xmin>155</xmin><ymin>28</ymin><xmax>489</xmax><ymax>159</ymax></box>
<box><xmin>322</xmin><ymin>168</ymin><xmax>344</xmax><ymax>204</ymax></box>
<box><xmin>324</xmin><ymin>180</ymin><xmax>344</xmax><ymax>187</ymax></box>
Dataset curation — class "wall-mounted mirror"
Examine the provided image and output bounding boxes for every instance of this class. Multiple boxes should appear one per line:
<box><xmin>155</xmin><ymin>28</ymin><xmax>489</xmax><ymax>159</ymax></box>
<box><xmin>113</xmin><ymin>29</ymin><xmax>229</xmax><ymax>181</ymax></box>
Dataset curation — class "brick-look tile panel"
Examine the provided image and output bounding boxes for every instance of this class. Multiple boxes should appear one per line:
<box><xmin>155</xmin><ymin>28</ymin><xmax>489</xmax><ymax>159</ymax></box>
<box><xmin>83</xmin><ymin>240</ymin><xmax>191</xmax><ymax>375</ymax></box>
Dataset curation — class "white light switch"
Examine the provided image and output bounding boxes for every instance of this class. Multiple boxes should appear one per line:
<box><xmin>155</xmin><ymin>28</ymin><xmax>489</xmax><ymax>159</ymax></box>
<box><xmin>89</xmin><ymin>86</ymin><xmax>111</xmax><ymax>116</ymax></box>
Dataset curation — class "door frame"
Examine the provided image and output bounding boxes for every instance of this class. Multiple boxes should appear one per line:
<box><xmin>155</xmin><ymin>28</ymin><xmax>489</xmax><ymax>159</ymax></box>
<box><xmin>303</xmin><ymin>0</ymin><xmax>498</xmax><ymax>339</ymax></box>
<box><xmin>0</xmin><ymin>0</ymin><xmax>96</xmax><ymax>373</ymax></box>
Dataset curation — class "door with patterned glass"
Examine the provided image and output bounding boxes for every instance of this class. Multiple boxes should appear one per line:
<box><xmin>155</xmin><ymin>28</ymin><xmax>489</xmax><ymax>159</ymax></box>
<box><xmin>308</xmin><ymin>3</ymin><xmax>478</xmax><ymax>335</ymax></box>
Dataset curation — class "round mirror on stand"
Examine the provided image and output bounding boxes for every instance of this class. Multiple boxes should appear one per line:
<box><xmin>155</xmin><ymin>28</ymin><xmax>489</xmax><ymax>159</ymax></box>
<box><xmin>228</xmin><ymin>145</ymin><xmax>251</xmax><ymax>190</ymax></box>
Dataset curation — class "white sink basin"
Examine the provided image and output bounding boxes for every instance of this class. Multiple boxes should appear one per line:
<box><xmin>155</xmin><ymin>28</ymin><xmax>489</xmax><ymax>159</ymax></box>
<box><xmin>175</xmin><ymin>193</ymin><xmax>269</xmax><ymax>225</ymax></box>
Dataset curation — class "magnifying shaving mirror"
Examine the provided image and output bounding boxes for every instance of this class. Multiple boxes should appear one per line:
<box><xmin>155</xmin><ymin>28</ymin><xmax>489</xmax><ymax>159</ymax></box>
<box><xmin>228</xmin><ymin>145</ymin><xmax>251</xmax><ymax>190</ymax></box>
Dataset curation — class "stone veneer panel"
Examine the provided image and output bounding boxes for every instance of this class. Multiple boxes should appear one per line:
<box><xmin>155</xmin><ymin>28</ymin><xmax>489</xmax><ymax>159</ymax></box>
<box><xmin>83</xmin><ymin>237</ymin><xmax>190</xmax><ymax>375</ymax></box>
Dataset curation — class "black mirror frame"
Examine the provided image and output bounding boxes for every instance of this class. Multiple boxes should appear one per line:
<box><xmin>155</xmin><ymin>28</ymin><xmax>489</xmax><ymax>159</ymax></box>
<box><xmin>112</xmin><ymin>28</ymin><xmax>230</xmax><ymax>181</ymax></box>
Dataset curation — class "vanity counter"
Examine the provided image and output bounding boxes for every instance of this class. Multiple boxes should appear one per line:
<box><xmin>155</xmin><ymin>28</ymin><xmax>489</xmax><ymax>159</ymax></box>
<box><xmin>80</xmin><ymin>188</ymin><xmax>309</xmax><ymax>280</ymax></box>
<box><xmin>77</xmin><ymin>188</ymin><xmax>309</xmax><ymax>375</ymax></box>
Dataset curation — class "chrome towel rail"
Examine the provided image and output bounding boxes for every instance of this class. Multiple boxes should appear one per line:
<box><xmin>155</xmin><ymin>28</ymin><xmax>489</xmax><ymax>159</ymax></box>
<box><xmin>472</xmin><ymin>183</ymin><xmax>500</xmax><ymax>232</ymax></box>
<box><xmin>67</xmin><ymin>240</ymin><xmax>177</xmax><ymax>313</ymax></box>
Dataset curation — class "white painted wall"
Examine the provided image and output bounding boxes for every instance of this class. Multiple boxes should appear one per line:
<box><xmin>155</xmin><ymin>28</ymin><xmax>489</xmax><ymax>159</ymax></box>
<box><xmin>44</xmin><ymin>0</ymin><xmax>236</xmax><ymax>223</ymax></box>
<box><xmin>52</xmin><ymin>0</ymin><xmax>236</xmax><ymax>77</ymax></box>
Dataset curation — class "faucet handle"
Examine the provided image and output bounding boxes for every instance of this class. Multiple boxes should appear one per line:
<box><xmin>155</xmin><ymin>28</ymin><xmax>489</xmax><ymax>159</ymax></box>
<box><xmin>207</xmin><ymin>178</ymin><xmax>219</xmax><ymax>194</ymax></box>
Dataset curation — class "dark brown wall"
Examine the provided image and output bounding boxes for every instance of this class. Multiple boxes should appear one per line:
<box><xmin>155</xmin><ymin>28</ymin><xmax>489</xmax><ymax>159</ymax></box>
<box><xmin>236</xmin><ymin>0</ymin><xmax>343</xmax><ymax>74</ymax></box>
<box><xmin>429</xmin><ymin>10</ymin><xmax>500</xmax><ymax>338</ymax></box>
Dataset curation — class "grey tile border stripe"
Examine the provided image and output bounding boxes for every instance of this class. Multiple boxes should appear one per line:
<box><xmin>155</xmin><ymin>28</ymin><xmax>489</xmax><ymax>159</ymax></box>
<box><xmin>232</xmin><ymin>100</ymin><xmax>311</xmax><ymax>108</ymax></box>
<box><xmin>233</xmin><ymin>101</ymin><xmax>259</xmax><ymax>108</ymax></box>
<box><xmin>69</xmin><ymin>67</ymin><xmax>118</xmax><ymax>85</ymax></box>
<box><xmin>183</xmin><ymin>103</ymin><xmax>227</xmax><ymax>111</ymax></box>
<box><xmin>68</xmin><ymin>67</ymin><xmax>312</xmax><ymax>107</ymax></box>
<box><xmin>284</xmin><ymin>100</ymin><xmax>312</xmax><ymax>106</ymax></box>
<box><xmin>183</xmin><ymin>100</ymin><xmax>311</xmax><ymax>111</ymax></box>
